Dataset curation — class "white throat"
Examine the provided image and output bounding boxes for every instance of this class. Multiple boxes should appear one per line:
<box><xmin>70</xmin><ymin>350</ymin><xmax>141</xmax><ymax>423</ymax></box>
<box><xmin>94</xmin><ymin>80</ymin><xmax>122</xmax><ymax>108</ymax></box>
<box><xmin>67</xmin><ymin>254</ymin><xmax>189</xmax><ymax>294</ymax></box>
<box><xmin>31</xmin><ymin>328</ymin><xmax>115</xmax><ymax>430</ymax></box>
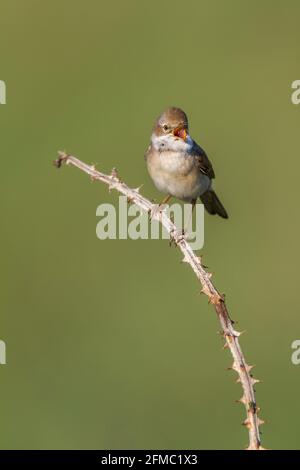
<box><xmin>151</xmin><ymin>133</ymin><xmax>193</xmax><ymax>153</ymax></box>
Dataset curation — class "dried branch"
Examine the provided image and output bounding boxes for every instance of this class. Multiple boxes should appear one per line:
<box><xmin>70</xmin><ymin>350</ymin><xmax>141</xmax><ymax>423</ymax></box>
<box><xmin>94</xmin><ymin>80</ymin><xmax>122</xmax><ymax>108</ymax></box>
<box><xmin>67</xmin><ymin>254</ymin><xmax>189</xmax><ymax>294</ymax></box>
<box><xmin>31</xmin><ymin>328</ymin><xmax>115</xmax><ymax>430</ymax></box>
<box><xmin>54</xmin><ymin>151</ymin><xmax>265</xmax><ymax>450</ymax></box>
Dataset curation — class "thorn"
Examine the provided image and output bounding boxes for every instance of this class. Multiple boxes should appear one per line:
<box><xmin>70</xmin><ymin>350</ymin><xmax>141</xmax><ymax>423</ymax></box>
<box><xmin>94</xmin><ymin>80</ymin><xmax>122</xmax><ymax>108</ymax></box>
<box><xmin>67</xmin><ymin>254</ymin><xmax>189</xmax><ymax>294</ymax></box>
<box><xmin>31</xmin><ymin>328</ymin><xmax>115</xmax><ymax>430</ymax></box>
<box><xmin>174</xmin><ymin>232</ymin><xmax>186</xmax><ymax>245</ymax></box>
<box><xmin>231</xmin><ymin>329</ymin><xmax>242</xmax><ymax>337</ymax></box>
<box><xmin>181</xmin><ymin>255</ymin><xmax>189</xmax><ymax>264</ymax></box>
<box><xmin>111</xmin><ymin>167</ymin><xmax>119</xmax><ymax>179</ymax></box>
<box><xmin>236</xmin><ymin>395</ymin><xmax>247</xmax><ymax>405</ymax></box>
<box><xmin>149</xmin><ymin>204</ymin><xmax>162</xmax><ymax>222</ymax></box>
<box><xmin>201</xmin><ymin>286</ymin><xmax>210</xmax><ymax>296</ymax></box>
<box><xmin>90</xmin><ymin>164</ymin><xmax>97</xmax><ymax>181</ymax></box>
<box><xmin>169</xmin><ymin>231</ymin><xmax>178</xmax><ymax>248</ymax></box>
<box><xmin>225</xmin><ymin>334</ymin><xmax>233</xmax><ymax>343</ymax></box>
<box><xmin>222</xmin><ymin>342</ymin><xmax>229</xmax><ymax>350</ymax></box>
<box><xmin>207</xmin><ymin>293</ymin><xmax>222</xmax><ymax>305</ymax></box>
<box><xmin>215</xmin><ymin>294</ymin><xmax>223</xmax><ymax>305</ymax></box>
<box><xmin>54</xmin><ymin>151</ymin><xmax>68</xmax><ymax>168</ymax></box>
<box><xmin>242</xmin><ymin>419</ymin><xmax>251</xmax><ymax>429</ymax></box>
<box><xmin>257</xmin><ymin>418</ymin><xmax>265</xmax><ymax>426</ymax></box>
<box><xmin>246</xmin><ymin>364</ymin><xmax>255</xmax><ymax>373</ymax></box>
<box><xmin>58</xmin><ymin>150</ymin><xmax>68</xmax><ymax>160</ymax></box>
<box><xmin>199</xmin><ymin>255</ymin><xmax>207</xmax><ymax>268</ymax></box>
<box><xmin>134</xmin><ymin>185</ymin><xmax>143</xmax><ymax>193</ymax></box>
<box><xmin>248</xmin><ymin>401</ymin><xmax>257</xmax><ymax>413</ymax></box>
<box><xmin>251</xmin><ymin>378</ymin><xmax>260</xmax><ymax>385</ymax></box>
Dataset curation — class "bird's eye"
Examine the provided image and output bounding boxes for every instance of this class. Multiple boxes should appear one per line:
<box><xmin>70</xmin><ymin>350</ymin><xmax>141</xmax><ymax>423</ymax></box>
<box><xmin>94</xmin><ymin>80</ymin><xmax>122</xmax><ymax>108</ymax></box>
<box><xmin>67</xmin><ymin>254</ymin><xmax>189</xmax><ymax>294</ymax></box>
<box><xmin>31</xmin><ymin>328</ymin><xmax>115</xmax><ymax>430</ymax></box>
<box><xmin>162</xmin><ymin>124</ymin><xmax>168</xmax><ymax>132</ymax></box>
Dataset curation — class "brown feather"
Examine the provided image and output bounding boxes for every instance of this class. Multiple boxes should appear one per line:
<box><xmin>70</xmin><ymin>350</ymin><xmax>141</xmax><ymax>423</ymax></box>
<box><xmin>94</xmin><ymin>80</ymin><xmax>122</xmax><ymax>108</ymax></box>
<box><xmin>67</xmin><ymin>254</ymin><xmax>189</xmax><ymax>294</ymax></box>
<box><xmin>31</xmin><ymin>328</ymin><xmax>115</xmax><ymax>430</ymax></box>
<box><xmin>192</xmin><ymin>142</ymin><xmax>215</xmax><ymax>179</ymax></box>
<box><xmin>200</xmin><ymin>190</ymin><xmax>228</xmax><ymax>219</ymax></box>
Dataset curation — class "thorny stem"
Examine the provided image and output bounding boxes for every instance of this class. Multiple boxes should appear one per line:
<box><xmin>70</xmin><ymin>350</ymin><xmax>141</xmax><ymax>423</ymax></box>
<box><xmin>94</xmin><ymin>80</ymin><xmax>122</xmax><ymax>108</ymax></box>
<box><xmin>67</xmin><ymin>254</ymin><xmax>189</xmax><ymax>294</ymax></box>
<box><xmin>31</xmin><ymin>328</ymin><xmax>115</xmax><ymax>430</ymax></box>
<box><xmin>54</xmin><ymin>151</ymin><xmax>265</xmax><ymax>450</ymax></box>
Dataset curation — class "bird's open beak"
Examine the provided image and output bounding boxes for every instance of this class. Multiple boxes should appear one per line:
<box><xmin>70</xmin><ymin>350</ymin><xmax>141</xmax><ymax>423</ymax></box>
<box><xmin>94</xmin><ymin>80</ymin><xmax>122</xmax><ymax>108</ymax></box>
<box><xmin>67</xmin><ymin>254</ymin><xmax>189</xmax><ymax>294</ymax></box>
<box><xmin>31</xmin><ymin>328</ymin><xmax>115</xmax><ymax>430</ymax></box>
<box><xmin>173</xmin><ymin>127</ymin><xmax>187</xmax><ymax>141</ymax></box>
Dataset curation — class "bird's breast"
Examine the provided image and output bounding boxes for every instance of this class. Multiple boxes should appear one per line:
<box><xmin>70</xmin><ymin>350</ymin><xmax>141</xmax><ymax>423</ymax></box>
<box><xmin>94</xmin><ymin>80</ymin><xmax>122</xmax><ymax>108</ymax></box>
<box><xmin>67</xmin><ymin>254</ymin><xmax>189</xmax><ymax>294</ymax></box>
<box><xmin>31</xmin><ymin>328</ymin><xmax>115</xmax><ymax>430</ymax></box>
<box><xmin>158</xmin><ymin>151</ymin><xmax>193</xmax><ymax>175</ymax></box>
<box><xmin>146</xmin><ymin>149</ymin><xmax>210</xmax><ymax>201</ymax></box>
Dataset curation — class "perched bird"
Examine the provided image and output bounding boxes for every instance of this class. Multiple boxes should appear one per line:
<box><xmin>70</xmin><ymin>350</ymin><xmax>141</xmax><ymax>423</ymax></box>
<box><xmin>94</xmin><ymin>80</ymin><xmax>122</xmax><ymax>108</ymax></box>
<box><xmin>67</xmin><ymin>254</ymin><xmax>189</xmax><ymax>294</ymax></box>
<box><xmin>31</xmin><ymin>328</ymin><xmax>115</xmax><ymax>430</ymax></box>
<box><xmin>145</xmin><ymin>107</ymin><xmax>228</xmax><ymax>219</ymax></box>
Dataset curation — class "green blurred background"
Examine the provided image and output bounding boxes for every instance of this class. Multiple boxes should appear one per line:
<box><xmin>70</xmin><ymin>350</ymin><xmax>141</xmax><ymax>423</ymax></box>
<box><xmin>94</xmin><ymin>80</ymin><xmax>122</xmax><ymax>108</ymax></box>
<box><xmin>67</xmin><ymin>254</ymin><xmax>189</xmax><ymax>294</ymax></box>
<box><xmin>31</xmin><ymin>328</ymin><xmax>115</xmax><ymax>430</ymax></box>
<box><xmin>0</xmin><ymin>0</ymin><xmax>299</xmax><ymax>450</ymax></box>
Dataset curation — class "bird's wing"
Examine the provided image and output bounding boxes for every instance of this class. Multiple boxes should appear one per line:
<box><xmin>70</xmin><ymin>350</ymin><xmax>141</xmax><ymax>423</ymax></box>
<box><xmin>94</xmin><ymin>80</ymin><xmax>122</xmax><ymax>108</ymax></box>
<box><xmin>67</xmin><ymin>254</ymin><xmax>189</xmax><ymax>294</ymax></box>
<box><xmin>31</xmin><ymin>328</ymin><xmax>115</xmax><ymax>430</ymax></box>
<box><xmin>192</xmin><ymin>141</ymin><xmax>215</xmax><ymax>179</ymax></box>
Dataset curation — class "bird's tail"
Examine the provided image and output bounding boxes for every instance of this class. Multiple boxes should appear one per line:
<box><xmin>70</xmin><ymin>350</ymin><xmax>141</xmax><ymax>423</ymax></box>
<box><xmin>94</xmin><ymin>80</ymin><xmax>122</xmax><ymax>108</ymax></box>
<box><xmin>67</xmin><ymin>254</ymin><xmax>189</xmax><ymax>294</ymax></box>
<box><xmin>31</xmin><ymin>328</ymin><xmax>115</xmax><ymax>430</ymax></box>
<box><xmin>200</xmin><ymin>190</ymin><xmax>228</xmax><ymax>219</ymax></box>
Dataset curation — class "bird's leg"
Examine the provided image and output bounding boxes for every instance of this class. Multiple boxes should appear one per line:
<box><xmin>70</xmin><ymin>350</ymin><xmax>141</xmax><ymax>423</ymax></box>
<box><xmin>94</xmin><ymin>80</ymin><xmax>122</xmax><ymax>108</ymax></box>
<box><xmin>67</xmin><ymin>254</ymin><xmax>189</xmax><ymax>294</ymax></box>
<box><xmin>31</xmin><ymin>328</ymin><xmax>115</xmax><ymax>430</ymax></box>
<box><xmin>182</xmin><ymin>199</ymin><xmax>196</xmax><ymax>236</ymax></box>
<box><xmin>158</xmin><ymin>194</ymin><xmax>172</xmax><ymax>209</ymax></box>
<box><xmin>149</xmin><ymin>194</ymin><xmax>172</xmax><ymax>220</ymax></box>
<box><xmin>169</xmin><ymin>199</ymin><xmax>196</xmax><ymax>247</ymax></box>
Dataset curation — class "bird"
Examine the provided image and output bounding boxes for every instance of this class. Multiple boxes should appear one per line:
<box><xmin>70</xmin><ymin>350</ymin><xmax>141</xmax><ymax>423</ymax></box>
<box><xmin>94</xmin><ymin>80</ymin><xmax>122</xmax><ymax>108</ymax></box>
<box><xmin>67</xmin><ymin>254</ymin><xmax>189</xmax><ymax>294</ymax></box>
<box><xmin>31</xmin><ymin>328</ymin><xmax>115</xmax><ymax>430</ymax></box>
<box><xmin>145</xmin><ymin>107</ymin><xmax>228</xmax><ymax>219</ymax></box>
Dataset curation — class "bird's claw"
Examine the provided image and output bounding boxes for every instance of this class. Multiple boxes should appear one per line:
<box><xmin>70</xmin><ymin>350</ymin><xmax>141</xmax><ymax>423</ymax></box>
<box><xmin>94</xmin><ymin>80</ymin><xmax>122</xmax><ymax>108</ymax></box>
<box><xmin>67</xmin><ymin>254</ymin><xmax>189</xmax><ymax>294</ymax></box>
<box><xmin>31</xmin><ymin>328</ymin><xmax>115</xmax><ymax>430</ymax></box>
<box><xmin>169</xmin><ymin>228</ymin><xmax>186</xmax><ymax>246</ymax></box>
<box><xmin>148</xmin><ymin>204</ymin><xmax>166</xmax><ymax>221</ymax></box>
<box><xmin>177</xmin><ymin>229</ymin><xmax>186</xmax><ymax>244</ymax></box>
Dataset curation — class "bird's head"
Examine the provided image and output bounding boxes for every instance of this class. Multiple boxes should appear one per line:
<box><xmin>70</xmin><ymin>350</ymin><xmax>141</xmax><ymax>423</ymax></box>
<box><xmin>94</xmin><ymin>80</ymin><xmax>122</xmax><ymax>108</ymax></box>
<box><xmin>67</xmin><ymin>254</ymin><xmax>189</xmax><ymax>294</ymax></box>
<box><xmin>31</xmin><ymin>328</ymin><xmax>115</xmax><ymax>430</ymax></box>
<box><xmin>153</xmin><ymin>107</ymin><xmax>189</xmax><ymax>141</ymax></box>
